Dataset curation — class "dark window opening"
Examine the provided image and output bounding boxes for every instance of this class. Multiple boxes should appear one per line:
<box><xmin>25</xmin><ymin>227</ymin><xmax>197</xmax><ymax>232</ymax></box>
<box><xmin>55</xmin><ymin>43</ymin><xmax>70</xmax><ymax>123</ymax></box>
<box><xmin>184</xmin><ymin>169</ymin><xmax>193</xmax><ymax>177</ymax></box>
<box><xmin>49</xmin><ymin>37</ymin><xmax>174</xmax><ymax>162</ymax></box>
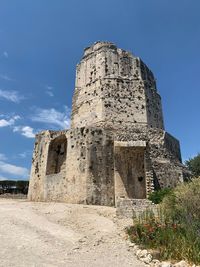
<box><xmin>46</xmin><ymin>135</ymin><xmax>67</xmax><ymax>175</ymax></box>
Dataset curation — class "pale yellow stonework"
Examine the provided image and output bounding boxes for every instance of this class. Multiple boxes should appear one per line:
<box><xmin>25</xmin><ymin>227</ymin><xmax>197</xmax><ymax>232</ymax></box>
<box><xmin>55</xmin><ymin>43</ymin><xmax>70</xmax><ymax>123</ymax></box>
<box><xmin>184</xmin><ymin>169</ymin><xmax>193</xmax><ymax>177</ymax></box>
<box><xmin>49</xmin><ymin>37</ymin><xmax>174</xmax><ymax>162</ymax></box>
<box><xmin>28</xmin><ymin>42</ymin><xmax>189</xmax><ymax>210</ymax></box>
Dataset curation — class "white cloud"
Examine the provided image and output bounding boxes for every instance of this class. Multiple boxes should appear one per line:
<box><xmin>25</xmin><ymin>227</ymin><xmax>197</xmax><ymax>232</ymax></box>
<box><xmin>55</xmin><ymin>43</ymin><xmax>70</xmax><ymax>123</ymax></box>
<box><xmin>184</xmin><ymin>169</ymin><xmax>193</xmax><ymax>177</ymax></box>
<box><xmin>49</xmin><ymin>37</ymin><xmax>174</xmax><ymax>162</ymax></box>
<box><xmin>31</xmin><ymin>107</ymin><xmax>70</xmax><ymax>129</ymax></box>
<box><xmin>0</xmin><ymin>89</ymin><xmax>24</xmax><ymax>103</ymax></box>
<box><xmin>13</xmin><ymin>126</ymin><xmax>35</xmax><ymax>138</ymax></box>
<box><xmin>0</xmin><ymin>115</ymin><xmax>20</xmax><ymax>128</ymax></box>
<box><xmin>3</xmin><ymin>51</ymin><xmax>8</xmax><ymax>58</ymax></box>
<box><xmin>0</xmin><ymin>161</ymin><xmax>29</xmax><ymax>178</ymax></box>
<box><xmin>0</xmin><ymin>114</ymin><xmax>35</xmax><ymax>139</ymax></box>
<box><xmin>0</xmin><ymin>74</ymin><xmax>14</xmax><ymax>81</ymax></box>
<box><xmin>0</xmin><ymin>119</ymin><xmax>12</xmax><ymax>127</ymax></box>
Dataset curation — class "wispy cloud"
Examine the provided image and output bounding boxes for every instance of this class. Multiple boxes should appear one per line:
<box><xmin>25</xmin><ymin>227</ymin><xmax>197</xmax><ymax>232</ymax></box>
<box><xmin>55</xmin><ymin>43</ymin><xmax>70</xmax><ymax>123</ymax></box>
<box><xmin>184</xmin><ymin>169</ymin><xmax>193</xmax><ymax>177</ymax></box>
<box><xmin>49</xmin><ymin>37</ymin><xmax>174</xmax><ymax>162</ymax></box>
<box><xmin>0</xmin><ymin>153</ymin><xmax>7</xmax><ymax>161</ymax></box>
<box><xmin>46</xmin><ymin>90</ymin><xmax>54</xmax><ymax>97</ymax></box>
<box><xmin>0</xmin><ymin>161</ymin><xmax>29</xmax><ymax>178</ymax></box>
<box><xmin>0</xmin><ymin>115</ymin><xmax>20</xmax><ymax>128</ymax></box>
<box><xmin>0</xmin><ymin>89</ymin><xmax>24</xmax><ymax>103</ymax></box>
<box><xmin>45</xmin><ymin>85</ymin><xmax>54</xmax><ymax>97</ymax></box>
<box><xmin>13</xmin><ymin>126</ymin><xmax>35</xmax><ymax>138</ymax></box>
<box><xmin>18</xmin><ymin>150</ymin><xmax>32</xmax><ymax>159</ymax></box>
<box><xmin>46</xmin><ymin>85</ymin><xmax>53</xmax><ymax>90</ymax></box>
<box><xmin>31</xmin><ymin>106</ymin><xmax>70</xmax><ymax>129</ymax></box>
<box><xmin>3</xmin><ymin>51</ymin><xmax>8</xmax><ymax>58</ymax></box>
<box><xmin>0</xmin><ymin>74</ymin><xmax>14</xmax><ymax>81</ymax></box>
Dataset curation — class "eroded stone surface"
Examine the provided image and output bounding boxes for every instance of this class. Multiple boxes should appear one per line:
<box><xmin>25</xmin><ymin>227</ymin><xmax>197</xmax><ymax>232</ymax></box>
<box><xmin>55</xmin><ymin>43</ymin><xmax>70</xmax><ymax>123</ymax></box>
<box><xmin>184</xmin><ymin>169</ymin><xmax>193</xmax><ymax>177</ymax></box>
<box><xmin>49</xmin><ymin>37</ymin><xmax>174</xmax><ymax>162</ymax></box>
<box><xmin>71</xmin><ymin>42</ymin><xmax>164</xmax><ymax>130</ymax></box>
<box><xmin>28</xmin><ymin>41</ymin><xmax>189</xmax><ymax>208</ymax></box>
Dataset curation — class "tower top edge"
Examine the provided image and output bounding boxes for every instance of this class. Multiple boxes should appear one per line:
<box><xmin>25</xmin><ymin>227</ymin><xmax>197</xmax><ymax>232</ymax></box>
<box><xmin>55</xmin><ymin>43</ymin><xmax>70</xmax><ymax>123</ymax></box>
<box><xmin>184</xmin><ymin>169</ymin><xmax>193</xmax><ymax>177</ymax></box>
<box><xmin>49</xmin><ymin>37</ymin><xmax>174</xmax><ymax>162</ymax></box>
<box><xmin>83</xmin><ymin>41</ymin><xmax>135</xmax><ymax>59</ymax></box>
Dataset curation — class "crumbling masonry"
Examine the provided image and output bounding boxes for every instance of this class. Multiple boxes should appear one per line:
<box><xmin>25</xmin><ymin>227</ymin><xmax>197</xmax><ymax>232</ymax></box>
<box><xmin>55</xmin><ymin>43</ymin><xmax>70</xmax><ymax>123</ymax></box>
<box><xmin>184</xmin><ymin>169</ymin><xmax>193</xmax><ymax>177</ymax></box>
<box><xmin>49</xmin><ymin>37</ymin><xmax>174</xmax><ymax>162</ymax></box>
<box><xmin>28</xmin><ymin>42</ymin><xmax>188</xmax><ymax>207</ymax></box>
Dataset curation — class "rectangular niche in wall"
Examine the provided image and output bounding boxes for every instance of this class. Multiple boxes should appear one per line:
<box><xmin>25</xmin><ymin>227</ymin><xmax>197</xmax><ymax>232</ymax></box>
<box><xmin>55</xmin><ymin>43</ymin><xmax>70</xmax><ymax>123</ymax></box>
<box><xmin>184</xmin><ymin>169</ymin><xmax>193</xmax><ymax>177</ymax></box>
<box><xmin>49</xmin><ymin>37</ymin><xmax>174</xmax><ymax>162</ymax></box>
<box><xmin>114</xmin><ymin>145</ymin><xmax>146</xmax><ymax>199</ymax></box>
<box><xmin>46</xmin><ymin>135</ymin><xmax>67</xmax><ymax>175</ymax></box>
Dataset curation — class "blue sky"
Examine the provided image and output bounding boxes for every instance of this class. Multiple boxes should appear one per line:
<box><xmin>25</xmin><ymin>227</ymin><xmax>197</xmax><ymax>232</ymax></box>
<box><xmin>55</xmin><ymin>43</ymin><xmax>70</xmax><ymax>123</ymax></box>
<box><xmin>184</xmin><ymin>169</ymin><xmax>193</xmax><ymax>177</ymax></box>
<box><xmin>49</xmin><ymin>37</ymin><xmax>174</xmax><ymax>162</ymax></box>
<box><xmin>0</xmin><ymin>0</ymin><xmax>199</xmax><ymax>180</ymax></box>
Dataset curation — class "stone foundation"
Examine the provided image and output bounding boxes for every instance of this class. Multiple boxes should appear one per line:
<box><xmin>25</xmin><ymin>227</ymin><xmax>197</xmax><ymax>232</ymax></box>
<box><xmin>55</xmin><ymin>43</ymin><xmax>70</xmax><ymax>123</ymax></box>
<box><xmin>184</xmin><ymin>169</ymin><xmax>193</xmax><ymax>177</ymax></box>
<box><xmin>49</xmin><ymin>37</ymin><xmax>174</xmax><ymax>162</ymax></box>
<box><xmin>116</xmin><ymin>198</ymin><xmax>155</xmax><ymax>218</ymax></box>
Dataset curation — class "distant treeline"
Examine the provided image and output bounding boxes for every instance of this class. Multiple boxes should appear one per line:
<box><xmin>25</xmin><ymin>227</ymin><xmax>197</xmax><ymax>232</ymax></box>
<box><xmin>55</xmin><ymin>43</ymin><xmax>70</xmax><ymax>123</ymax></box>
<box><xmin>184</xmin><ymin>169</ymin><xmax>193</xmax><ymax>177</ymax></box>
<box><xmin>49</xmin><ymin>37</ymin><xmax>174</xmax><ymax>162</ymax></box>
<box><xmin>0</xmin><ymin>180</ymin><xmax>29</xmax><ymax>195</ymax></box>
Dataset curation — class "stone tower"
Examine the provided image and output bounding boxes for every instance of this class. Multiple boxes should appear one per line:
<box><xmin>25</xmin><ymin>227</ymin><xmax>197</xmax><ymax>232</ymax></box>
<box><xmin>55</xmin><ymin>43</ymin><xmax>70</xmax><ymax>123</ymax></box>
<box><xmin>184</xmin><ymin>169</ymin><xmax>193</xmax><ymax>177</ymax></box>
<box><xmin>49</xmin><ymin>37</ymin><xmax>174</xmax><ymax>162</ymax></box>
<box><xmin>28</xmin><ymin>42</ymin><xmax>188</xmax><ymax>207</ymax></box>
<box><xmin>71</xmin><ymin>42</ymin><xmax>164</xmax><ymax>130</ymax></box>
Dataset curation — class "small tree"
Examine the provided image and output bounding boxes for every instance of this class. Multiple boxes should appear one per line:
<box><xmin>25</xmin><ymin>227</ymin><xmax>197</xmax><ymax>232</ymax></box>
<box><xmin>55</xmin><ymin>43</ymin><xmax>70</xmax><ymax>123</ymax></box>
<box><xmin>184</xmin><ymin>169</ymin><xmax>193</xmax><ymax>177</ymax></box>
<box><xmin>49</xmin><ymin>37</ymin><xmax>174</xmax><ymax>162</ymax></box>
<box><xmin>16</xmin><ymin>180</ymin><xmax>29</xmax><ymax>194</ymax></box>
<box><xmin>185</xmin><ymin>153</ymin><xmax>200</xmax><ymax>177</ymax></box>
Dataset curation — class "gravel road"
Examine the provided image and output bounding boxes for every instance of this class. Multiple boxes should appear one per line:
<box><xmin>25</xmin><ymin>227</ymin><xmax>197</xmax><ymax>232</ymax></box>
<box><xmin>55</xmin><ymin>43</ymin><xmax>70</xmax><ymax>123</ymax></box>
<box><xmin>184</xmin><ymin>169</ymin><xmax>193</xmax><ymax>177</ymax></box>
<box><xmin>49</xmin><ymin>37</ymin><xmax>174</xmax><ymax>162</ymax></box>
<box><xmin>0</xmin><ymin>199</ymin><xmax>145</xmax><ymax>267</ymax></box>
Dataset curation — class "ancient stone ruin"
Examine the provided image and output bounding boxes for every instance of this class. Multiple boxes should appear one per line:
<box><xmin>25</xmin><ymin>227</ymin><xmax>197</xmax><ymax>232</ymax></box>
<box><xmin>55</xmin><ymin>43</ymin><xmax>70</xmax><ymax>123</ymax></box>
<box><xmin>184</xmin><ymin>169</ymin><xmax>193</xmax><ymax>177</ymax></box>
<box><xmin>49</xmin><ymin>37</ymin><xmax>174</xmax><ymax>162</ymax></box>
<box><xmin>28</xmin><ymin>41</ymin><xmax>188</xmax><ymax>208</ymax></box>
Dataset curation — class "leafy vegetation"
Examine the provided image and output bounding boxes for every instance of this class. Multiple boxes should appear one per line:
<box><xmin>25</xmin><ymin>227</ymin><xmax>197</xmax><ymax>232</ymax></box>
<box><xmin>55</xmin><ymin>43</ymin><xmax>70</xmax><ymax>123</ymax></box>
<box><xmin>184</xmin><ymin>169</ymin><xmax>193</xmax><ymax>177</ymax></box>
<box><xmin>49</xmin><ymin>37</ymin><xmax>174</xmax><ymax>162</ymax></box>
<box><xmin>148</xmin><ymin>188</ymin><xmax>173</xmax><ymax>204</ymax></box>
<box><xmin>185</xmin><ymin>153</ymin><xmax>200</xmax><ymax>177</ymax></box>
<box><xmin>127</xmin><ymin>178</ymin><xmax>200</xmax><ymax>264</ymax></box>
<box><xmin>0</xmin><ymin>180</ymin><xmax>29</xmax><ymax>194</ymax></box>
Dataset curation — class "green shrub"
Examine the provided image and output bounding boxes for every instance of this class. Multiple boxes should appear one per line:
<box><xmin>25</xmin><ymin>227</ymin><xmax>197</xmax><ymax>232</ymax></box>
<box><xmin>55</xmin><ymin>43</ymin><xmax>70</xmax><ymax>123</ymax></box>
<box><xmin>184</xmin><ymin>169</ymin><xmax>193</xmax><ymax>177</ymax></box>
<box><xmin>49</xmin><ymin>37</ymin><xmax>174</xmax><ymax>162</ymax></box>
<box><xmin>127</xmin><ymin>178</ymin><xmax>200</xmax><ymax>264</ymax></box>
<box><xmin>185</xmin><ymin>154</ymin><xmax>200</xmax><ymax>177</ymax></box>
<box><xmin>148</xmin><ymin>188</ymin><xmax>173</xmax><ymax>204</ymax></box>
<box><xmin>162</xmin><ymin>177</ymin><xmax>200</xmax><ymax>233</ymax></box>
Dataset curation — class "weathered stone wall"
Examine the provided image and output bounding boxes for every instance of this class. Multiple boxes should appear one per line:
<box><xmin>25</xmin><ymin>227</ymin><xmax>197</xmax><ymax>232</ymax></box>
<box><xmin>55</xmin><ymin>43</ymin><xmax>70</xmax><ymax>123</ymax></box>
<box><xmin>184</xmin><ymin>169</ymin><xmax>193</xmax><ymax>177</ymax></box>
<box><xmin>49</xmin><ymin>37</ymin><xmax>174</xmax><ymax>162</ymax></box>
<box><xmin>116</xmin><ymin>198</ymin><xmax>155</xmax><ymax>218</ymax></box>
<box><xmin>28</xmin><ymin>130</ymin><xmax>68</xmax><ymax>201</ymax></box>
<box><xmin>28</xmin><ymin>127</ymin><xmax>115</xmax><ymax>206</ymax></box>
<box><xmin>71</xmin><ymin>42</ymin><xmax>164</xmax><ymax>130</ymax></box>
<box><xmin>64</xmin><ymin>127</ymin><xmax>114</xmax><ymax>205</ymax></box>
<box><xmin>29</xmin><ymin>125</ymin><xmax>186</xmax><ymax>205</ymax></box>
<box><xmin>28</xmin><ymin>131</ymin><xmax>48</xmax><ymax>201</ymax></box>
<box><xmin>115</xmin><ymin>125</ymin><xmax>185</xmax><ymax>192</ymax></box>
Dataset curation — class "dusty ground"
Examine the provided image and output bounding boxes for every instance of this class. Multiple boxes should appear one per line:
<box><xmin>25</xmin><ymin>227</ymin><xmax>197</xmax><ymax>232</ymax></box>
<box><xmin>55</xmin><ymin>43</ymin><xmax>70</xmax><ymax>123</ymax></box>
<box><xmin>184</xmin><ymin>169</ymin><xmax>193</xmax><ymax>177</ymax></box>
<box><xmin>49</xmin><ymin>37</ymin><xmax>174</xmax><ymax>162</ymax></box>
<box><xmin>0</xmin><ymin>199</ymin><xmax>145</xmax><ymax>267</ymax></box>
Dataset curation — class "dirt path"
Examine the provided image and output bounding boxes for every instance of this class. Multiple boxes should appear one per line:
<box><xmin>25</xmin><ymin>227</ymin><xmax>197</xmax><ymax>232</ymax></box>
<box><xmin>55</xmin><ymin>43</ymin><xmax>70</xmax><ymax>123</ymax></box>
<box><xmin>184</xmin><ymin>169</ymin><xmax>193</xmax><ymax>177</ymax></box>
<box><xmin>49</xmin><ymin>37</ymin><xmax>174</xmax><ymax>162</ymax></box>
<box><xmin>0</xmin><ymin>199</ymin><xmax>145</xmax><ymax>267</ymax></box>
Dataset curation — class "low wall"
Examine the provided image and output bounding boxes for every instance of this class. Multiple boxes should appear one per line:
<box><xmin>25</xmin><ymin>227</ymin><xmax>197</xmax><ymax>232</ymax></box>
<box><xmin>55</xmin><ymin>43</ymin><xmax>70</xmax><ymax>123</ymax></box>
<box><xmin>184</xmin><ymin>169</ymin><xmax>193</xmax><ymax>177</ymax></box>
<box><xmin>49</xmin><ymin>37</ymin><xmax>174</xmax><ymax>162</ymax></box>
<box><xmin>116</xmin><ymin>198</ymin><xmax>157</xmax><ymax>218</ymax></box>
